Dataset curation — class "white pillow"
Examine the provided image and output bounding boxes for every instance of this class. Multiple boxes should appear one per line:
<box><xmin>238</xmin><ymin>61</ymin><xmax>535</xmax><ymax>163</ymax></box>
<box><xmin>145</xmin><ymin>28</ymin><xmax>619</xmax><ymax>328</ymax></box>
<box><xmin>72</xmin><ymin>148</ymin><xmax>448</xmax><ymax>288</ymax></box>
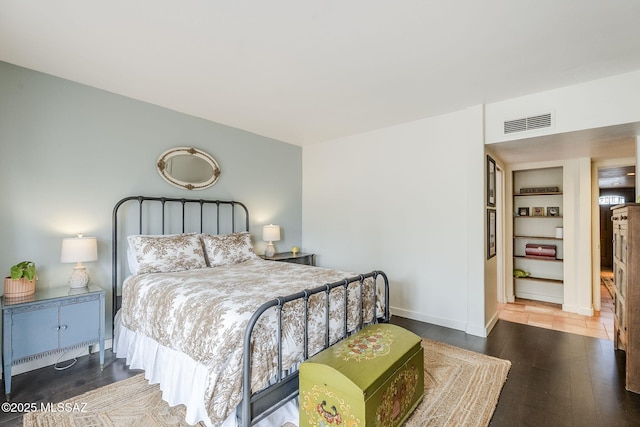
<box><xmin>127</xmin><ymin>247</ymin><xmax>140</xmax><ymax>275</ymax></box>
<box><xmin>200</xmin><ymin>232</ymin><xmax>258</xmax><ymax>267</ymax></box>
<box><xmin>127</xmin><ymin>233</ymin><xmax>207</xmax><ymax>274</ymax></box>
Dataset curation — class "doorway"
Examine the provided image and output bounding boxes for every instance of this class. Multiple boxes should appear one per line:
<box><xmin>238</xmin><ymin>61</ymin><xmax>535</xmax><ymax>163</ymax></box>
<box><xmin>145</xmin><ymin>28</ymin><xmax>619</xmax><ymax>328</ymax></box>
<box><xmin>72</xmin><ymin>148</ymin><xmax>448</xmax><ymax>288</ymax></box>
<box><xmin>597</xmin><ymin>165</ymin><xmax>635</xmax><ymax>309</ymax></box>
<box><xmin>598</xmin><ymin>170</ymin><xmax>635</xmax><ymax>270</ymax></box>
<box><xmin>497</xmin><ymin>164</ymin><xmax>637</xmax><ymax>340</ymax></box>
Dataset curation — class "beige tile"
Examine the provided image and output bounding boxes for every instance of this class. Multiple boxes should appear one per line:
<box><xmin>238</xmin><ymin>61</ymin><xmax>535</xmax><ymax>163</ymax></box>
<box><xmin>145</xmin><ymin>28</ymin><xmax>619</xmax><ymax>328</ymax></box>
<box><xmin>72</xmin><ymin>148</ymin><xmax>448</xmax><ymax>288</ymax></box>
<box><xmin>585</xmin><ymin>318</ymin><xmax>606</xmax><ymax>331</ymax></box>
<box><xmin>528</xmin><ymin>320</ymin><xmax>554</xmax><ymax>330</ymax></box>
<box><xmin>499</xmin><ymin>310</ymin><xmax>529</xmax><ymax>324</ymax></box>
<box><xmin>552</xmin><ymin>316</ymin><xmax>587</xmax><ymax>328</ymax></box>
<box><xmin>599</xmin><ymin>311</ymin><xmax>614</xmax><ymax>319</ymax></box>
<box><xmin>501</xmin><ymin>303</ymin><xmax>525</xmax><ymax>313</ymax></box>
<box><xmin>527</xmin><ymin>312</ymin><xmax>554</xmax><ymax>328</ymax></box>
<box><xmin>524</xmin><ymin>304</ymin><xmax>561</xmax><ymax>315</ymax></box>
<box><xmin>604</xmin><ymin>322</ymin><xmax>615</xmax><ymax>336</ymax></box>
<box><xmin>498</xmin><ymin>279</ymin><xmax>614</xmax><ymax>341</ymax></box>
<box><xmin>551</xmin><ymin>310</ymin><xmax>573</xmax><ymax>318</ymax></box>
<box><xmin>580</xmin><ymin>327</ymin><xmax>611</xmax><ymax>340</ymax></box>
<box><xmin>553</xmin><ymin>323</ymin><xmax>590</xmax><ymax>336</ymax></box>
<box><xmin>564</xmin><ymin>311</ymin><xmax>591</xmax><ymax>320</ymax></box>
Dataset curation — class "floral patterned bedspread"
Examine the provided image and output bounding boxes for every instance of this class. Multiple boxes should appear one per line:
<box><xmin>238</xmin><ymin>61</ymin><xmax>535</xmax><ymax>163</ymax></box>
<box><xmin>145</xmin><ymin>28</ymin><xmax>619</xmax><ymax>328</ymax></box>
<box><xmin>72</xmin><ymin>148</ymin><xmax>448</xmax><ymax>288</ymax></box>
<box><xmin>120</xmin><ymin>258</ymin><xmax>378</xmax><ymax>425</ymax></box>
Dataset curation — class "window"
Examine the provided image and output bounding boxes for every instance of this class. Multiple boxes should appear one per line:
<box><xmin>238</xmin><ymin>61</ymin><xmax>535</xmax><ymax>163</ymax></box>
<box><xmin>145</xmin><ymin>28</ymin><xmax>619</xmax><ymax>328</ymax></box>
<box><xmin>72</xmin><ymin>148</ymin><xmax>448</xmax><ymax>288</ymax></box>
<box><xmin>599</xmin><ymin>195</ymin><xmax>625</xmax><ymax>205</ymax></box>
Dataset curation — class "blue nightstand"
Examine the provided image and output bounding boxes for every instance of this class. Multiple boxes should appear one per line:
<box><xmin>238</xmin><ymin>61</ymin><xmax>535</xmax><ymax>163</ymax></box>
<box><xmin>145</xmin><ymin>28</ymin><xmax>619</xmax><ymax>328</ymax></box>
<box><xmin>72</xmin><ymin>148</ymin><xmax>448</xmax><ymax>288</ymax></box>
<box><xmin>1</xmin><ymin>285</ymin><xmax>105</xmax><ymax>401</ymax></box>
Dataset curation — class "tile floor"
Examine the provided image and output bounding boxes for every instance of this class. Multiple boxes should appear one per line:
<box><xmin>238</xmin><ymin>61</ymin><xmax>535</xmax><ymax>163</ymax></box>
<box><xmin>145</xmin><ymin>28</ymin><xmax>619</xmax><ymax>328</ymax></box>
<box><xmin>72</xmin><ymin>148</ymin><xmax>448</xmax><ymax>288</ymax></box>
<box><xmin>497</xmin><ymin>273</ymin><xmax>615</xmax><ymax>340</ymax></box>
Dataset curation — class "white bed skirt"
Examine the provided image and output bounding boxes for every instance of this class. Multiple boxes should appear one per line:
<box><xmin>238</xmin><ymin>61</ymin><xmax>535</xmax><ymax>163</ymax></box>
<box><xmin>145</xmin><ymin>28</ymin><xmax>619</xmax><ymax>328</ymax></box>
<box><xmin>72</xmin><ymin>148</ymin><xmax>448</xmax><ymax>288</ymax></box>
<box><xmin>114</xmin><ymin>312</ymin><xmax>299</xmax><ymax>427</ymax></box>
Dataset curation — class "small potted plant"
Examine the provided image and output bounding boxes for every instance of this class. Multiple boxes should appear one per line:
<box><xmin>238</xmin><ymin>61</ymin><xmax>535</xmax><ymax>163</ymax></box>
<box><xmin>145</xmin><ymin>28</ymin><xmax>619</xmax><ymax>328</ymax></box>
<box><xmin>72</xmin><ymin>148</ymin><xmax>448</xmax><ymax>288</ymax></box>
<box><xmin>4</xmin><ymin>261</ymin><xmax>37</xmax><ymax>298</ymax></box>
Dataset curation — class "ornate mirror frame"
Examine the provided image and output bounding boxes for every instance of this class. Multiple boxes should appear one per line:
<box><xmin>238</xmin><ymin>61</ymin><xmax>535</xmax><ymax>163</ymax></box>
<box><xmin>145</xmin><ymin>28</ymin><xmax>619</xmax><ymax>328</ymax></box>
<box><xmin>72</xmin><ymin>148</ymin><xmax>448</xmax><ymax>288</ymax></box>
<box><xmin>157</xmin><ymin>147</ymin><xmax>221</xmax><ymax>190</ymax></box>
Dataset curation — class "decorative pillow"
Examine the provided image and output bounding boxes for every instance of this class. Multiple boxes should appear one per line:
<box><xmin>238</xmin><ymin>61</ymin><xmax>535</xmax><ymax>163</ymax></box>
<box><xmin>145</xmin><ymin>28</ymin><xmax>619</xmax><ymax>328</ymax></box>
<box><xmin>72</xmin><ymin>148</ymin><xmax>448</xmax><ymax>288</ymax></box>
<box><xmin>127</xmin><ymin>233</ymin><xmax>207</xmax><ymax>274</ymax></box>
<box><xmin>200</xmin><ymin>232</ymin><xmax>258</xmax><ymax>267</ymax></box>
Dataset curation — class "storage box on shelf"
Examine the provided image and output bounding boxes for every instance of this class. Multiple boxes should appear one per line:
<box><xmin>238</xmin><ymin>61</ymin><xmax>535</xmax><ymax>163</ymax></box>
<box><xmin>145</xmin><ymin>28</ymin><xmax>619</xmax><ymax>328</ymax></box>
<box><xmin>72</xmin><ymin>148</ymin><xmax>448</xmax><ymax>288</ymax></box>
<box><xmin>525</xmin><ymin>243</ymin><xmax>557</xmax><ymax>259</ymax></box>
<box><xmin>512</xmin><ymin>167</ymin><xmax>564</xmax><ymax>304</ymax></box>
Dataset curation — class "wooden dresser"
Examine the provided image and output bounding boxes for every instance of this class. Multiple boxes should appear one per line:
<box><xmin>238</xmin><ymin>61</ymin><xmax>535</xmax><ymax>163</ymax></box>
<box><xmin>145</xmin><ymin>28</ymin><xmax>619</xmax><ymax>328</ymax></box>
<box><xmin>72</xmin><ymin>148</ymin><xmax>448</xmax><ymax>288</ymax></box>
<box><xmin>612</xmin><ymin>203</ymin><xmax>640</xmax><ymax>393</ymax></box>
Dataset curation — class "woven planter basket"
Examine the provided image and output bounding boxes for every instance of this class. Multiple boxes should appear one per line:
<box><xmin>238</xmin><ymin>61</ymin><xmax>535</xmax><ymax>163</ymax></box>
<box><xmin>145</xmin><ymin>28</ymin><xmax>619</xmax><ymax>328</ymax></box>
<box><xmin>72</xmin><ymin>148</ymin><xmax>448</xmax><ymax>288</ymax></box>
<box><xmin>4</xmin><ymin>277</ymin><xmax>36</xmax><ymax>298</ymax></box>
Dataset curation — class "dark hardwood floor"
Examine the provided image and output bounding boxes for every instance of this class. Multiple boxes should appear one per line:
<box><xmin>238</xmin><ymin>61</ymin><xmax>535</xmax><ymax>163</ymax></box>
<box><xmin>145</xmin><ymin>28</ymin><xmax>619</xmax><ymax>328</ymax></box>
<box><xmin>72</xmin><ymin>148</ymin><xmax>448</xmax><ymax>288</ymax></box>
<box><xmin>392</xmin><ymin>317</ymin><xmax>640</xmax><ymax>427</ymax></box>
<box><xmin>0</xmin><ymin>351</ymin><xmax>142</xmax><ymax>426</ymax></box>
<box><xmin>2</xmin><ymin>317</ymin><xmax>640</xmax><ymax>426</ymax></box>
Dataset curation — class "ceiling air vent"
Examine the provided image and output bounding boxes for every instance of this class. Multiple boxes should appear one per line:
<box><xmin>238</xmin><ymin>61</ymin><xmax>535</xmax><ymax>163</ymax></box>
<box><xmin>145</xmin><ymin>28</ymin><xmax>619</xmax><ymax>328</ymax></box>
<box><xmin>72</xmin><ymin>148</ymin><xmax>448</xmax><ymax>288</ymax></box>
<box><xmin>504</xmin><ymin>113</ymin><xmax>552</xmax><ymax>134</ymax></box>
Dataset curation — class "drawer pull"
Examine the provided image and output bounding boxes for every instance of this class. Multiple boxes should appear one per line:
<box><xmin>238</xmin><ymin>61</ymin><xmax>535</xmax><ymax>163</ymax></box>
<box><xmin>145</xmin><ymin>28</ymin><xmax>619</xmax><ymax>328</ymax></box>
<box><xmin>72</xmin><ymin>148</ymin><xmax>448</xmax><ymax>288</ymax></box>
<box><xmin>59</xmin><ymin>325</ymin><xmax>68</xmax><ymax>330</ymax></box>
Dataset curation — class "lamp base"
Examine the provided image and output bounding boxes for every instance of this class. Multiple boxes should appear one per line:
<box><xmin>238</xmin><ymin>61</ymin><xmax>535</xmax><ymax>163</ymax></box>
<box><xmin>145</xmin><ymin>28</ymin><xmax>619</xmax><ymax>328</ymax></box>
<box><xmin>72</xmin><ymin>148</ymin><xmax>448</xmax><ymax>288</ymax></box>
<box><xmin>69</xmin><ymin>265</ymin><xmax>89</xmax><ymax>288</ymax></box>
<box><xmin>265</xmin><ymin>242</ymin><xmax>276</xmax><ymax>258</ymax></box>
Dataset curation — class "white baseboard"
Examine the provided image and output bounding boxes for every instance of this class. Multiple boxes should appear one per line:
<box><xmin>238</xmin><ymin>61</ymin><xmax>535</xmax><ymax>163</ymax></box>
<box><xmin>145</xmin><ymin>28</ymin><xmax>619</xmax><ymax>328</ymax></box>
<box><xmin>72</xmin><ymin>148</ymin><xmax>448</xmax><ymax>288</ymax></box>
<box><xmin>390</xmin><ymin>306</ymin><xmax>491</xmax><ymax>338</ymax></box>
<box><xmin>484</xmin><ymin>310</ymin><xmax>500</xmax><ymax>336</ymax></box>
<box><xmin>391</xmin><ymin>306</ymin><xmax>468</xmax><ymax>333</ymax></box>
<box><xmin>465</xmin><ymin>320</ymin><xmax>489</xmax><ymax>337</ymax></box>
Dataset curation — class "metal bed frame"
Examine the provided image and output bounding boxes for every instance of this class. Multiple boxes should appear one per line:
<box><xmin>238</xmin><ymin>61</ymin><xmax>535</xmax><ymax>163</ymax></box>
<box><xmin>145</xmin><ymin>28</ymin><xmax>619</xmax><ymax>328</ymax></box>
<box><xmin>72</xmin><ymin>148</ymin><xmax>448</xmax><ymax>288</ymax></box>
<box><xmin>111</xmin><ymin>196</ymin><xmax>390</xmax><ymax>427</ymax></box>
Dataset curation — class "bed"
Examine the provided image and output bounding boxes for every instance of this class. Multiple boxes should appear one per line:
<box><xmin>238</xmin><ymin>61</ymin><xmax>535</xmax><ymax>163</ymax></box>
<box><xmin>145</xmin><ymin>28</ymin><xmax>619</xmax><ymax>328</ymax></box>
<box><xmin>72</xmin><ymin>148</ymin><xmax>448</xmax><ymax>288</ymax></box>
<box><xmin>111</xmin><ymin>196</ymin><xmax>389</xmax><ymax>427</ymax></box>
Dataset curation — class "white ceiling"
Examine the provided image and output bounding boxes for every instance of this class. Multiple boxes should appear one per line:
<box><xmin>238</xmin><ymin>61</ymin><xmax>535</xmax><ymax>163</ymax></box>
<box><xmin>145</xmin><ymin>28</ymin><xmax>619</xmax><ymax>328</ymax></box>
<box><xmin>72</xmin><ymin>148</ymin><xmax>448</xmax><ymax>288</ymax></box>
<box><xmin>489</xmin><ymin>123</ymin><xmax>640</xmax><ymax>164</ymax></box>
<box><xmin>2</xmin><ymin>0</ymin><xmax>640</xmax><ymax>153</ymax></box>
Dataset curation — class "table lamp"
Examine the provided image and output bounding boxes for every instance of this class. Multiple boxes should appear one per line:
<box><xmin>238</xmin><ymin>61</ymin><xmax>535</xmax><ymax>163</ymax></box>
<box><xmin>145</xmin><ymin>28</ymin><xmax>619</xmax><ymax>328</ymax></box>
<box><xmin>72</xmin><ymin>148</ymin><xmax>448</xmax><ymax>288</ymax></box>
<box><xmin>263</xmin><ymin>224</ymin><xmax>281</xmax><ymax>258</ymax></box>
<box><xmin>61</xmin><ymin>234</ymin><xmax>98</xmax><ymax>288</ymax></box>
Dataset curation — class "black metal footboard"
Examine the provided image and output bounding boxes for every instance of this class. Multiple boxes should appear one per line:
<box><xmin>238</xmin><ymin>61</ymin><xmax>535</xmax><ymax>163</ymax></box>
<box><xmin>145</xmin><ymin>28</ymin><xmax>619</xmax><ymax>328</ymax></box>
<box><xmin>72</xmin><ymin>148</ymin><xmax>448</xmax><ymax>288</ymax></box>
<box><xmin>112</xmin><ymin>196</ymin><xmax>390</xmax><ymax>426</ymax></box>
<box><xmin>239</xmin><ymin>270</ymin><xmax>390</xmax><ymax>426</ymax></box>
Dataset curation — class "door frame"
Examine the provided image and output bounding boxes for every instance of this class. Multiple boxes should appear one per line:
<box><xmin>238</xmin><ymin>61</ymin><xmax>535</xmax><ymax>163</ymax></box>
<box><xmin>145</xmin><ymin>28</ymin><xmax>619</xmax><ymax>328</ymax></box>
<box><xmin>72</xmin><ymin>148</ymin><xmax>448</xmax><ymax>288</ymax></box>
<box><xmin>496</xmin><ymin>165</ymin><xmax>506</xmax><ymax>303</ymax></box>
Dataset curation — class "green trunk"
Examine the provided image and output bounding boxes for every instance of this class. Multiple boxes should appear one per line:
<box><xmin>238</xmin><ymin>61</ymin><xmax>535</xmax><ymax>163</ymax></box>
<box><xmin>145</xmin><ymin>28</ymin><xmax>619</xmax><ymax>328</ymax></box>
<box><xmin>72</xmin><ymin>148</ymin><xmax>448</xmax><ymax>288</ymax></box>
<box><xmin>300</xmin><ymin>323</ymin><xmax>424</xmax><ymax>426</ymax></box>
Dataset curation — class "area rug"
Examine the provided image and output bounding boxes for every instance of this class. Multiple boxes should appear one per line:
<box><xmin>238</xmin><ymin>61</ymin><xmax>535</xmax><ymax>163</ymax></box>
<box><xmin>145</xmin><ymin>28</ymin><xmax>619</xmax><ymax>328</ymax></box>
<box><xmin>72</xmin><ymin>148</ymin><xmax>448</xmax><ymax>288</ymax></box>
<box><xmin>405</xmin><ymin>339</ymin><xmax>510</xmax><ymax>426</ymax></box>
<box><xmin>23</xmin><ymin>339</ymin><xmax>510</xmax><ymax>427</ymax></box>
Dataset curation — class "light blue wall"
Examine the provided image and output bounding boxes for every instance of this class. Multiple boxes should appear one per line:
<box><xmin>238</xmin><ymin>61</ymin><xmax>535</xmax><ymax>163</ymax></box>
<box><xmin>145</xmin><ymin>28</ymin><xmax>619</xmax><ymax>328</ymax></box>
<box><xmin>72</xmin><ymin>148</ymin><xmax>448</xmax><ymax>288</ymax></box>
<box><xmin>0</xmin><ymin>62</ymin><xmax>302</xmax><ymax>335</ymax></box>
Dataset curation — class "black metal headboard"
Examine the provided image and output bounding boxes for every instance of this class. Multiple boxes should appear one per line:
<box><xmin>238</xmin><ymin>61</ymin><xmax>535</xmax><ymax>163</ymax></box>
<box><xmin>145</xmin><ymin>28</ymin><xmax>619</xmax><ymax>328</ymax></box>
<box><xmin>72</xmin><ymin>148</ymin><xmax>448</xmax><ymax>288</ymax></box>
<box><xmin>111</xmin><ymin>196</ymin><xmax>250</xmax><ymax>322</ymax></box>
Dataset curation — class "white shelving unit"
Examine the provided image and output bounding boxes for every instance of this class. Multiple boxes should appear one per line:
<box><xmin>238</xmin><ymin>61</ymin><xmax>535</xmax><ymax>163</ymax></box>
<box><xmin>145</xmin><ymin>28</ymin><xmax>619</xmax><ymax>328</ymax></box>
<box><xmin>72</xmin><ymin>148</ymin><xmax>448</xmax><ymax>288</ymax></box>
<box><xmin>513</xmin><ymin>167</ymin><xmax>564</xmax><ymax>304</ymax></box>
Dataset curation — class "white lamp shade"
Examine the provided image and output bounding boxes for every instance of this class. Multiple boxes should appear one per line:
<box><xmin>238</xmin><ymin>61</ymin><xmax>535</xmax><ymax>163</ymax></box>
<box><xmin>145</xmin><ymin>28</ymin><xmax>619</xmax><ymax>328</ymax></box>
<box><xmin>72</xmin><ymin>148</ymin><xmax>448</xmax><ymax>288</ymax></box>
<box><xmin>263</xmin><ymin>224</ymin><xmax>281</xmax><ymax>242</ymax></box>
<box><xmin>61</xmin><ymin>236</ymin><xmax>98</xmax><ymax>263</ymax></box>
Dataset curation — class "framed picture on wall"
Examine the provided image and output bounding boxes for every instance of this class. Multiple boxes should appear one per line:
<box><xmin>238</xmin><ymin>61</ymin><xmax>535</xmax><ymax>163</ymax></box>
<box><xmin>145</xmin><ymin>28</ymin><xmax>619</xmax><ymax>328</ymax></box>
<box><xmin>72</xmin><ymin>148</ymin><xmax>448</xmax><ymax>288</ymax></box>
<box><xmin>518</xmin><ymin>207</ymin><xmax>529</xmax><ymax>216</ymax></box>
<box><xmin>487</xmin><ymin>208</ymin><xmax>496</xmax><ymax>259</ymax></box>
<box><xmin>487</xmin><ymin>155</ymin><xmax>496</xmax><ymax>207</ymax></box>
<box><xmin>532</xmin><ymin>206</ymin><xmax>544</xmax><ymax>216</ymax></box>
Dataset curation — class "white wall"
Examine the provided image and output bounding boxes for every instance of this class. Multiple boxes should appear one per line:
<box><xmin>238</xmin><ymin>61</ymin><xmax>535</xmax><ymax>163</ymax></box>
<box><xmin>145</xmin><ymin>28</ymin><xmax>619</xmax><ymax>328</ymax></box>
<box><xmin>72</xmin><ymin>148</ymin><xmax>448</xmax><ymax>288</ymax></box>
<box><xmin>563</xmin><ymin>158</ymin><xmax>594</xmax><ymax>315</ymax></box>
<box><xmin>302</xmin><ymin>105</ymin><xmax>488</xmax><ymax>336</ymax></box>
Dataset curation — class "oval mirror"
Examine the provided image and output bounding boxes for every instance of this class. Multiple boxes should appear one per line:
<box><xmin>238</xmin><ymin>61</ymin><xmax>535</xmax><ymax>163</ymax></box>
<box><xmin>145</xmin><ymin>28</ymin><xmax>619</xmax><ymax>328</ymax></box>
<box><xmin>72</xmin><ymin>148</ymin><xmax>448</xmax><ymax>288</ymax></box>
<box><xmin>157</xmin><ymin>147</ymin><xmax>221</xmax><ymax>190</ymax></box>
